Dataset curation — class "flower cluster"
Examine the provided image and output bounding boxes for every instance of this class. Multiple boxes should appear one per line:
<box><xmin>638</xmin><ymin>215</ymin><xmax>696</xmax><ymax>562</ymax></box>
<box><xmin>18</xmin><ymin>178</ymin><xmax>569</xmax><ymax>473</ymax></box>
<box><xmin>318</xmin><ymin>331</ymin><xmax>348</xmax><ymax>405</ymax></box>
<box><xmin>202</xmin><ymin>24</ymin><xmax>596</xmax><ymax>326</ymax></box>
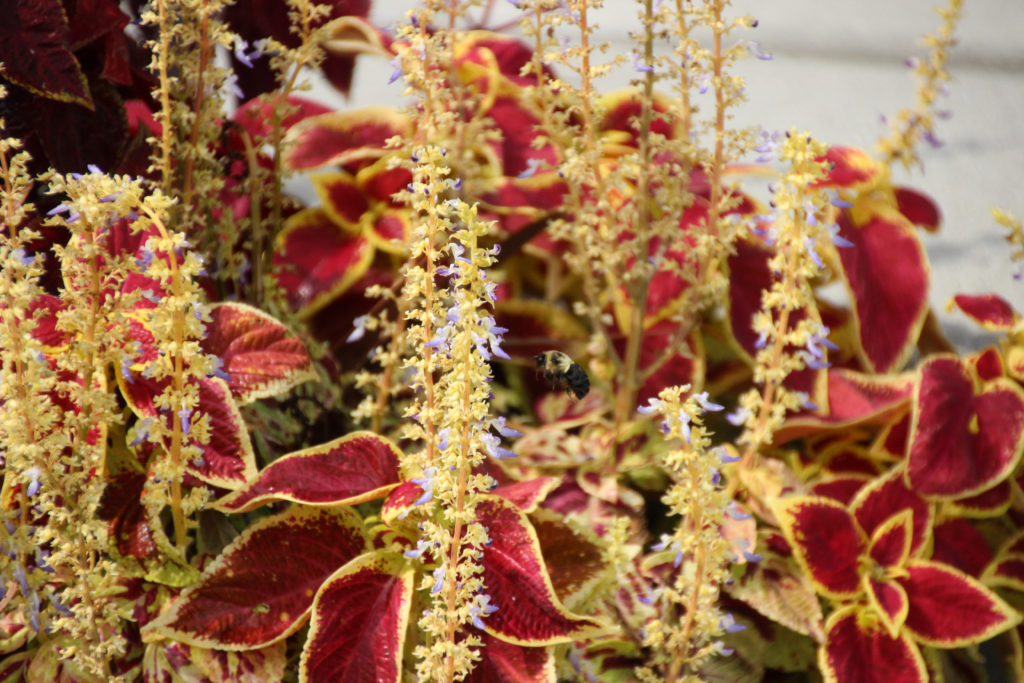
<box><xmin>635</xmin><ymin>386</ymin><xmax>741</xmax><ymax>680</ymax></box>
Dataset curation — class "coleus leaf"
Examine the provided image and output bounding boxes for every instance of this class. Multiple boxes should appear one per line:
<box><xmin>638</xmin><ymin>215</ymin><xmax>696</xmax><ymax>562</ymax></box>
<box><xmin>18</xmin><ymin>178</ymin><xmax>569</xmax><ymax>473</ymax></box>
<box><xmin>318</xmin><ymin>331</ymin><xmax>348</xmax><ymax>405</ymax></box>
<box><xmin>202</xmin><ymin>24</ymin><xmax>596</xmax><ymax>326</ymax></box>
<box><xmin>931</xmin><ymin>519</ymin><xmax>992</xmax><ymax>577</ymax></box>
<box><xmin>493</xmin><ymin>477</ymin><xmax>560</xmax><ymax>513</ymax></box>
<box><xmin>466</xmin><ymin>632</ymin><xmax>555</xmax><ymax>683</ymax></box>
<box><xmin>0</xmin><ymin>0</ymin><xmax>91</xmax><ymax>107</ymax></box>
<box><xmin>771</xmin><ymin>496</ymin><xmax>862</xmax><ymax>599</ymax></box>
<box><xmin>834</xmin><ymin>207</ymin><xmax>929</xmax><ymax>373</ymax></box>
<box><xmin>215</xmin><ymin>432</ymin><xmax>402</xmax><ymax>513</ymax></box>
<box><xmin>906</xmin><ymin>355</ymin><xmax>1024</xmax><ymax>498</ymax></box>
<box><xmin>893</xmin><ymin>187</ymin><xmax>940</xmax><ymax>233</ymax></box>
<box><xmin>529</xmin><ymin>508</ymin><xmax>605</xmax><ymax>608</ymax></box>
<box><xmin>145</xmin><ymin>506</ymin><xmax>368</xmax><ymax>649</ymax></box>
<box><xmin>726</xmin><ymin>553</ymin><xmax>826</xmax><ymax>642</ymax></box>
<box><xmin>775</xmin><ymin>369</ymin><xmax>914</xmax><ymax>444</ymax></box>
<box><xmin>201</xmin><ymin>302</ymin><xmax>316</xmax><ymax>404</ymax></box>
<box><xmin>949</xmin><ymin>293</ymin><xmax>1018</xmax><ymax>331</ymax></box>
<box><xmin>299</xmin><ymin>551</ymin><xmax>413</xmax><ymax>683</ymax></box>
<box><xmin>273</xmin><ymin>207</ymin><xmax>374</xmax><ymax>317</ymax></box>
<box><xmin>283</xmin><ymin>107</ymin><xmax>411</xmax><ymax>171</ymax></box>
<box><xmin>851</xmin><ymin>467</ymin><xmax>932</xmax><ymax>557</ymax></box>
<box><xmin>982</xmin><ymin>529</ymin><xmax>1024</xmax><ymax>592</ymax></box>
<box><xmin>119</xmin><ymin>375</ymin><xmax>257</xmax><ymax>489</ymax></box>
<box><xmin>819</xmin><ymin>604</ymin><xmax>927</xmax><ymax>683</ymax></box>
<box><xmin>476</xmin><ymin>495</ymin><xmax>609</xmax><ymax>645</ymax></box>
<box><xmin>898</xmin><ymin>560</ymin><xmax>1022</xmax><ymax>647</ymax></box>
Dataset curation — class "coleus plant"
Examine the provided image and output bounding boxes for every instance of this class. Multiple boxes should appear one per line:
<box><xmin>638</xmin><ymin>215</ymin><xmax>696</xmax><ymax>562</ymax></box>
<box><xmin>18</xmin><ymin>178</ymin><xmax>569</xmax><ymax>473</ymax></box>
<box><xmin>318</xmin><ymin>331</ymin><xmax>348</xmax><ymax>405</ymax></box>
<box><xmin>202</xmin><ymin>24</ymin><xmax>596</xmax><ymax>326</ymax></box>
<box><xmin>2</xmin><ymin>0</ymin><xmax>1023</xmax><ymax>682</ymax></box>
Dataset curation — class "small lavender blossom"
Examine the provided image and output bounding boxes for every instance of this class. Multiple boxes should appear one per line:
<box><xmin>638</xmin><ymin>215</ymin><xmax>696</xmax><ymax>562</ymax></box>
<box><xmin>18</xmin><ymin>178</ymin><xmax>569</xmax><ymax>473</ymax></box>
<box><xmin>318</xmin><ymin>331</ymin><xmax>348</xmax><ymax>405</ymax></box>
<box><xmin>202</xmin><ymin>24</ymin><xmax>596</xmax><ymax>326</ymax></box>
<box><xmin>803</xmin><ymin>236</ymin><xmax>823</xmax><ymax>269</ymax></box>
<box><xmin>692</xmin><ymin>392</ymin><xmax>724</xmax><ymax>412</ymax></box>
<box><xmin>387</xmin><ymin>57</ymin><xmax>404</xmax><ymax>85</ymax></box>
<box><xmin>517</xmin><ymin>157</ymin><xmax>546</xmax><ymax>179</ymax></box>
<box><xmin>637</xmin><ymin>397</ymin><xmax>666</xmax><ymax>415</ymax></box>
<box><xmin>828</xmin><ymin>191</ymin><xmax>854</xmax><ymax>209</ymax></box>
<box><xmin>826</xmin><ymin>222</ymin><xmax>855</xmax><ymax>248</ymax></box>
<box><xmin>130</xmin><ymin>417</ymin><xmax>154</xmax><ymax>447</ymax></box>
<box><xmin>24</xmin><ymin>467</ymin><xmax>41</xmax><ymax>497</ymax></box>
<box><xmin>404</xmin><ymin>538</ymin><xmax>433</xmax><ymax>560</ymax></box>
<box><xmin>177</xmin><ymin>408</ymin><xmax>193</xmax><ymax>436</ymax></box>
<box><xmin>346</xmin><ymin>314</ymin><xmax>370</xmax><ymax>343</ymax></box>
<box><xmin>411</xmin><ymin>467</ymin><xmax>437</xmax><ymax>507</ymax></box>
<box><xmin>208</xmin><ymin>356</ymin><xmax>231</xmax><ymax>382</ymax></box>
<box><xmin>697</xmin><ymin>72</ymin><xmax>712</xmax><ymax>94</ymax></box>
<box><xmin>744</xmin><ymin>40</ymin><xmax>773</xmax><ymax>61</ymax></box>
<box><xmin>11</xmin><ymin>248</ymin><xmax>34</xmax><ymax>266</ymax></box>
<box><xmin>469</xmin><ymin>593</ymin><xmax>499</xmax><ymax>629</ymax></box>
<box><xmin>480</xmin><ymin>431</ymin><xmax>517</xmax><ymax>459</ymax></box>
<box><xmin>437</xmin><ymin>428</ymin><xmax>450</xmax><ymax>450</ymax></box>
<box><xmin>430</xmin><ymin>565</ymin><xmax>446</xmax><ymax>594</ymax></box>
<box><xmin>47</xmin><ymin>203</ymin><xmax>70</xmax><ymax>216</ymax></box>
<box><xmin>725</xmin><ymin>406</ymin><xmax>751</xmax><ymax>427</ymax></box>
<box><xmin>720</xmin><ymin>612</ymin><xmax>746</xmax><ymax>633</ymax></box>
<box><xmin>632</xmin><ymin>52</ymin><xmax>654</xmax><ymax>73</ymax></box>
<box><xmin>753</xmin><ymin>131</ymin><xmax>779</xmax><ymax>162</ymax></box>
<box><xmin>490</xmin><ymin>416</ymin><xmax>522</xmax><ymax>439</ymax></box>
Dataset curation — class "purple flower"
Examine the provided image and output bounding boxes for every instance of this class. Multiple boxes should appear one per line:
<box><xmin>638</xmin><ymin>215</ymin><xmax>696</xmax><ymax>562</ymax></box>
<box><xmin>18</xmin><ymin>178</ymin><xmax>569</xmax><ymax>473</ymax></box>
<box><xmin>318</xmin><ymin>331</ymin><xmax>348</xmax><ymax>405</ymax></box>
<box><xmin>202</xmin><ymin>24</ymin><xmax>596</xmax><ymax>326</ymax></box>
<box><xmin>24</xmin><ymin>467</ymin><xmax>41</xmax><ymax>497</ymax></box>
<box><xmin>470</xmin><ymin>593</ymin><xmax>499</xmax><ymax>629</ymax></box>
<box><xmin>388</xmin><ymin>58</ymin><xmax>404</xmax><ymax>85</ymax></box>
<box><xmin>177</xmin><ymin>408</ymin><xmax>193</xmax><ymax>435</ymax></box>
<box><xmin>481</xmin><ymin>432</ymin><xmax>517</xmax><ymax>459</ymax></box>
<box><xmin>346</xmin><ymin>315</ymin><xmax>370</xmax><ymax>343</ymax></box>
<box><xmin>517</xmin><ymin>157</ymin><xmax>546</xmax><ymax>179</ymax></box>
<box><xmin>130</xmin><ymin>417</ymin><xmax>154</xmax><ymax>447</ymax></box>
<box><xmin>431</xmin><ymin>565</ymin><xmax>445</xmax><ymax>594</ymax></box>
<box><xmin>632</xmin><ymin>52</ymin><xmax>654</xmax><ymax>73</ymax></box>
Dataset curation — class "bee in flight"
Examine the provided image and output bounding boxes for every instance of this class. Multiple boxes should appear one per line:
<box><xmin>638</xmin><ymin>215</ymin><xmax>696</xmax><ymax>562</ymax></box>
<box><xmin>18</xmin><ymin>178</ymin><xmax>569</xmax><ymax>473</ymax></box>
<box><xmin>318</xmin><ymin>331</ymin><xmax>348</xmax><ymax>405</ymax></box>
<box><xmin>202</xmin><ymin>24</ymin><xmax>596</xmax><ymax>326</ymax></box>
<box><xmin>535</xmin><ymin>350</ymin><xmax>590</xmax><ymax>399</ymax></box>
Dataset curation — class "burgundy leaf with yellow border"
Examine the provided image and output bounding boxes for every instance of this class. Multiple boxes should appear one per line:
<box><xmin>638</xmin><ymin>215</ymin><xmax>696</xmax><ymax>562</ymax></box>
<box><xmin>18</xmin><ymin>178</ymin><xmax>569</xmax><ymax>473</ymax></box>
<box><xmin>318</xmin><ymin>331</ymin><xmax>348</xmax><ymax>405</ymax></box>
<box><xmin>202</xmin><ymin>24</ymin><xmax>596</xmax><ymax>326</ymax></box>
<box><xmin>819</xmin><ymin>605</ymin><xmax>927</xmax><ymax>683</ymax></box>
<box><xmin>476</xmin><ymin>496</ymin><xmax>608</xmax><ymax>645</ymax></box>
<box><xmin>215</xmin><ymin>432</ymin><xmax>402</xmax><ymax>513</ymax></box>
<box><xmin>299</xmin><ymin>551</ymin><xmax>413</xmax><ymax>683</ymax></box>
<box><xmin>906</xmin><ymin>355</ymin><xmax>1024</xmax><ymax>498</ymax></box>
<box><xmin>201</xmin><ymin>302</ymin><xmax>315</xmax><ymax>404</ymax></box>
<box><xmin>146</xmin><ymin>506</ymin><xmax>368</xmax><ymax>649</ymax></box>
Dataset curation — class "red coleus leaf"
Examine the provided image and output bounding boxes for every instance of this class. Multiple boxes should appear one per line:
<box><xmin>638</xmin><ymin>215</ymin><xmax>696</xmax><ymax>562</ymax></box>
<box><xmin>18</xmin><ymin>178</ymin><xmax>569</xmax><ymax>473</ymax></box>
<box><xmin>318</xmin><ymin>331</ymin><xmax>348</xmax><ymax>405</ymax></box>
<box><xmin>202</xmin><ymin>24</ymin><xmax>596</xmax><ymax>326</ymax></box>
<box><xmin>852</xmin><ymin>468</ymin><xmax>932</xmax><ymax>557</ymax></box>
<box><xmin>312</xmin><ymin>171</ymin><xmax>370</xmax><ymax>229</ymax></box>
<box><xmin>283</xmin><ymin>107</ymin><xmax>410</xmax><ymax>171</ymax></box>
<box><xmin>529</xmin><ymin>508</ymin><xmax>605</xmax><ymax>606</ymax></box>
<box><xmin>273</xmin><ymin>207</ymin><xmax>374</xmax><ymax>316</ymax></box>
<box><xmin>812</xmin><ymin>476</ymin><xmax>870</xmax><ymax>506</ymax></box>
<box><xmin>466</xmin><ymin>632</ymin><xmax>554</xmax><ymax>683</ymax></box>
<box><xmin>215</xmin><ymin>432</ymin><xmax>402</xmax><ymax>513</ymax></box>
<box><xmin>485</xmin><ymin>96</ymin><xmax>557</xmax><ymax>178</ymax></box>
<box><xmin>982</xmin><ymin>529</ymin><xmax>1024</xmax><ymax>591</ymax></box>
<box><xmin>493</xmin><ymin>477</ymin><xmax>559</xmax><ymax>513</ymax></box>
<box><xmin>867</xmin><ymin>510</ymin><xmax>913</xmax><ymax>569</ymax></box>
<box><xmin>299</xmin><ymin>551</ymin><xmax>413</xmax><ymax>683</ymax></box>
<box><xmin>950</xmin><ymin>293</ymin><xmax>1018</xmax><ymax>331</ymax></box>
<box><xmin>119</xmin><ymin>375</ymin><xmax>257</xmax><ymax>489</ymax></box>
<box><xmin>816</xmin><ymin>147</ymin><xmax>884</xmax><ymax>190</ymax></box>
<box><xmin>893</xmin><ymin>187</ymin><xmax>940</xmax><ymax>233</ymax></box>
<box><xmin>476</xmin><ymin>496</ymin><xmax>608</xmax><ymax>645</ymax></box>
<box><xmin>146</xmin><ymin>506</ymin><xmax>368</xmax><ymax>649</ymax></box>
<box><xmin>190</xmin><ymin>377</ymin><xmax>258</xmax><ymax>488</ymax></box>
<box><xmin>776</xmin><ymin>370</ymin><xmax>914</xmax><ymax>445</ymax></box>
<box><xmin>97</xmin><ymin>471</ymin><xmax>157</xmax><ymax>561</ymax></box>
<box><xmin>946</xmin><ymin>480</ymin><xmax>1012</xmax><ymax>518</ymax></box>
<box><xmin>835</xmin><ymin>208</ymin><xmax>929</xmax><ymax>373</ymax></box>
<box><xmin>819</xmin><ymin>605</ymin><xmax>927</xmax><ymax>683</ymax></box>
<box><xmin>0</xmin><ymin>0</ymin><xmax>91</xmax><ymax>107</ymax></box>
<box><xmin>380</xmin><ymin>480</ymin><xmax>423</xmax><ymax>529</ymax></box>
<box><xmin>969</xmin><ymin>346</ymin><xmax>1005</xmax><ymax>381</ymax></box>
<box><xmin>898</xmin><ymin>560</ymin><xmax>1022</xmax><ymax>647</ymax></box>
<box><xmin>772</xmin><ymin>497</ymin><xmax>862</xmax><ymax>599</ymax></box>
<box><xmin>232</xmin><ymin>95</ymin><xmax>332</xmax><ymax>144</ymax></box>
<box><xmin>200</xmin><ymin>303</ymin><xmax>316</xmax><ymax>404</ymax></box>
<box><xmin>864</xmin><ymin>577</ymin><xmax>909</xmax><ymax>639</ymax></box>
<box><xmin>931</xmin><ymin>519</ymin><xmax>992</xmax><ymax>577</ymax></box>
<box><xmin>906</xmin><ymin>355</ymin><xmax>1024</xmax><ymax>498</ymax></box>
<box><xmin>455</xmin><ymin>31</ymin><xmax>544</xmax><ymax>89</ymax></box>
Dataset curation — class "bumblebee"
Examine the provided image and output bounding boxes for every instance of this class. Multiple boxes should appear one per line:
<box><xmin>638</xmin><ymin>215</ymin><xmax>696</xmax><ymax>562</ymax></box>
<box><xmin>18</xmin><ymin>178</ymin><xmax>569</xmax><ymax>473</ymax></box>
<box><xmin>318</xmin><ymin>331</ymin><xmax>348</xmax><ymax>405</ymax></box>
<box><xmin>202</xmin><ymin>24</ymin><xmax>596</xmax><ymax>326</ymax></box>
<box><xmin>536</xmin><ymin>350</ymin><xmax>590</xmax><ymax>399</ymax></box>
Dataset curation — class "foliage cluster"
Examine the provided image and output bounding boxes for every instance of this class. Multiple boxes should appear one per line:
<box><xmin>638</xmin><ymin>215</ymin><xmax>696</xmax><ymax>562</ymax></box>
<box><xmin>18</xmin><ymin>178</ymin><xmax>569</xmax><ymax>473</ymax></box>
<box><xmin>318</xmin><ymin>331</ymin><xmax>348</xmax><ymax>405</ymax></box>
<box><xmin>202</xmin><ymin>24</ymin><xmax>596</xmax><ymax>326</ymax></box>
<box><xmin>1</xmin><ymin>0</ymin><xmax>1022</xmax><ymax>681</ymax></box>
